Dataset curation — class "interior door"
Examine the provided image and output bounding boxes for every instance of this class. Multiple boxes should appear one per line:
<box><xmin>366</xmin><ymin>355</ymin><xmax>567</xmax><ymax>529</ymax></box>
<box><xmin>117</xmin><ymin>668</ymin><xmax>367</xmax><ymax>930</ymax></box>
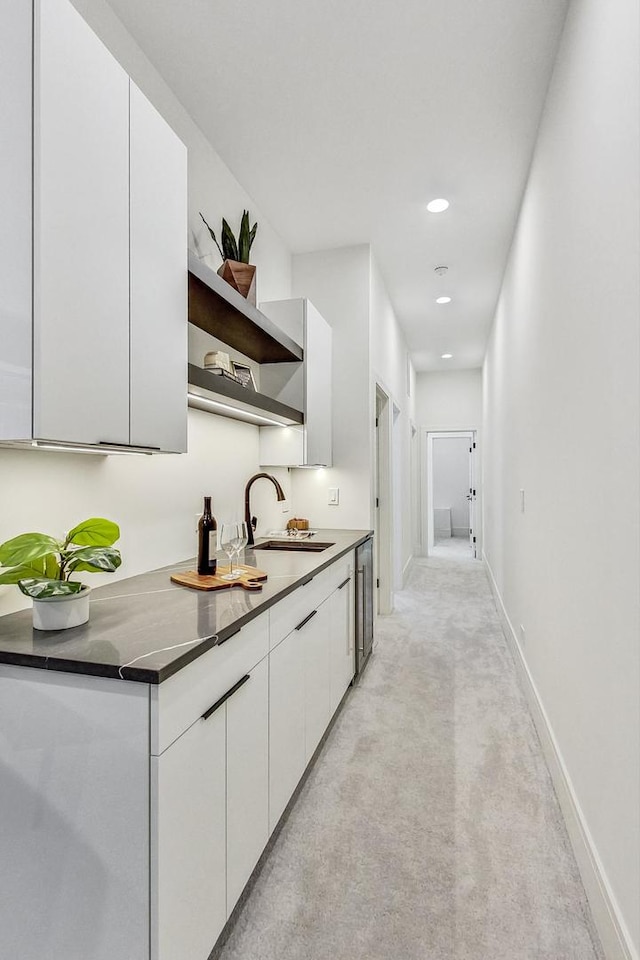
<box><xmin>468</xmin><ymin>436</ymin><xmax>476</xmax><ymax>558</ymax></box>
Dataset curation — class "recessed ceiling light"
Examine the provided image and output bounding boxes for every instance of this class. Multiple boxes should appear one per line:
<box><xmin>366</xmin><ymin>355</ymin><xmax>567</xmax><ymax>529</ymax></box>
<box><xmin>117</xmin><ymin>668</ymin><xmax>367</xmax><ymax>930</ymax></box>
<box><xmin>427</xmin><ymin>198</ymin><xmax>450</xmax><ymax>213</ymax></box>
<box><xmin>436</xmin><ymin>296</ymin><xmax>451</xmax><ymax>304</ymax></box>
<box><xmin>441</xmin><ymin>353</ymin><xmax>453</xmax><ymax>359</ymax></box>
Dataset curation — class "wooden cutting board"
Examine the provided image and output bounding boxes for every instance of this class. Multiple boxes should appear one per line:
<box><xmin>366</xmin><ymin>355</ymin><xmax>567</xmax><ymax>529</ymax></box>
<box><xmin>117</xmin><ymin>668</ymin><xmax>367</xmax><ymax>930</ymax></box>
<box><xmin>170</xmin><ymin>564</ymin><xmax>268</xmax><ymax>592</ymax></box>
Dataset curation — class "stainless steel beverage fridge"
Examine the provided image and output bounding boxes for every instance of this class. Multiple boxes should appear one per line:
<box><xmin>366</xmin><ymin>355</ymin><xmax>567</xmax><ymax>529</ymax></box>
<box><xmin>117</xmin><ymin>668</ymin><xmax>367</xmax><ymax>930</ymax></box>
<box><xmin>355</xmin><ymin>536</ymin><xmax>374</xmax><ymax>675</ymax></box>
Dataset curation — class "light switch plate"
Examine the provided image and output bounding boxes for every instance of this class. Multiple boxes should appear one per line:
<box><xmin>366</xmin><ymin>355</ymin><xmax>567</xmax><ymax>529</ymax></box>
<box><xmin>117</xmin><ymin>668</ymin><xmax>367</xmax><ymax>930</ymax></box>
<box><xmin>328</xmin><ymin>487</ymin><xmax>339</xmax><ymax>505</ymax></box>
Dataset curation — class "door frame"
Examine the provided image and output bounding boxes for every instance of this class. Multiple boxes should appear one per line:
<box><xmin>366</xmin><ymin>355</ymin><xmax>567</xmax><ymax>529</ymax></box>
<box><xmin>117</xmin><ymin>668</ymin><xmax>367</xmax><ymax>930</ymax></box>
<box><xmin>422</xmin><ymin>429</ymin><xmax>479</xmax><ymax>557</ymax></box>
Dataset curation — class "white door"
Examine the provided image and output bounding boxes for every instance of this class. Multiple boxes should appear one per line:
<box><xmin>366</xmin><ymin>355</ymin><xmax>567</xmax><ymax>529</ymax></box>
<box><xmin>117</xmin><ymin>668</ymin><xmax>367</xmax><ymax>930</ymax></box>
<box><xmin>226</xmin><ymin>657</ymin><xmax>269</xmax><ymax>912</ymax></box>
<box><xmin>468</xmin><ymin>437</ymin><xmax>477</xmax><ymax>557</ymax></box>
<box><xmin>329</xmin><ymin>573</ymin><xmax>355</xmax><ymax>713</ymax></box>
<box><xmin>269</xmin><ymin>629</ymin><xmax>306</xmax><ymax>832</ymax></box>
<box><xmin>152</xmin><ymin>709</ymin><xmax>227</xmax><ymax>960</ymax></box>
<box><xmin>129</xmin><ymin>82</ymin><xmax>187</xmax><ymax>453</ymax></box>
<box><xmin>34</xmin><ymin>0</ymin><xmax>130</xmax><ymax>445</ymax></box>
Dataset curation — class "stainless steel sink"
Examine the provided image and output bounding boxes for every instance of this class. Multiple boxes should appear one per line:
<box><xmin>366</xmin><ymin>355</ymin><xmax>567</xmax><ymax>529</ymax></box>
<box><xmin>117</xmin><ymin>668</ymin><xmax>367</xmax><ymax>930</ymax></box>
<box><xmin>252</xmin><ymin>540</ymin><xmax>335</xmax><ymax>553</ymax></box>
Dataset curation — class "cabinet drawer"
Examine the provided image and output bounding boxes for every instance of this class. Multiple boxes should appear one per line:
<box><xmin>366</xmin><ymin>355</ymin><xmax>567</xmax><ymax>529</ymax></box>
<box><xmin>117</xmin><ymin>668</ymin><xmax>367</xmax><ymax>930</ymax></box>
<box><xmin>269</xmin><ymin>553</ymin><xmax>354</xmax><ymax>650</ymax></box>
<box><xmin>312</xmin><ymin>552</ymin><xmax>353</xmax><ymax>598</ymax></box>
<box><xmin>269</xmin><ymin>578</ymin><xmax>325</xmax><ymax>650</ymax></box>
<box><xmin>151</xmin><ymin>611</ymin><xmax>269</xmax><ymax>755</ymax></box>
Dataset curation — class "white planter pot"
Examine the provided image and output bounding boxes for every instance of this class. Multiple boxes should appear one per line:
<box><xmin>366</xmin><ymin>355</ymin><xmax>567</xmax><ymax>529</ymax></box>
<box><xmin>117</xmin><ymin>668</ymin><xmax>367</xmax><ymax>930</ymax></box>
<box><xmin>32</xmin><ymin>586</ymin><xmax>91</xmax><ymax>632</ymax></box>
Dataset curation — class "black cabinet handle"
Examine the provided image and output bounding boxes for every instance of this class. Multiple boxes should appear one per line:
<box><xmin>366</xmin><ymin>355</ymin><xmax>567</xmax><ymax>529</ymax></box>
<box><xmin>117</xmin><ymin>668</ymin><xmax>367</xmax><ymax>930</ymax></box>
<box><xmin>216</xmin><ymin>626</ymin><xmax>241</xmax><ymax>647</ymax></box>
<box><xmin>338</xmin><ymin>577</ymin><xmax>351</xmax><ymax>590</ymax></box>
<box><xmin>202</xmin><ymin>674</ymin><xmax>250</xmax><ymax>720</ymax></box>
<box><xmin>98</xmin><ymin>440</ymin><xmax>161</xmax><ymax>451</ymax></box>
<box><xmin>295</xmin><ymin>609</ymin><xmax>317</xmax><ymax>631</ymax></box>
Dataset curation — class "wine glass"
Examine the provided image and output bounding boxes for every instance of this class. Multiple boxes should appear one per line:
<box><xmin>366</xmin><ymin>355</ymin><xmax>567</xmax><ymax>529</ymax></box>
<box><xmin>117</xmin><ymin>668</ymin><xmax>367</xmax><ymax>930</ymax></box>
<box><xmin>232</xmin><ymin>521</ymin><xmax>248</xmax><ymax>572</ymax></box>
<box><xmin>219</xmin><ymin>522</ymin><xmax>243</xmax><ymax>581</ymax></box>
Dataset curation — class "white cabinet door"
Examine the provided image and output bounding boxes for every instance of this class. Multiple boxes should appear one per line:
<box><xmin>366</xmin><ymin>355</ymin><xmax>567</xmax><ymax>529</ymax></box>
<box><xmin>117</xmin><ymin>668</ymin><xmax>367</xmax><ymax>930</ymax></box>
<box><xmin>303</xmin><ymin>301</ymin><xmax>332</xmax><ymax>466</ymax></box>
<box><xmin>226</xmin><ymin>656</ymin><xmax>269</xmax><ymax>913</ymax></box>
<box><xmin>269</xmin><ymin>627</ymin><xmax>306</xmax><ymax>832</ymax></box>
<box><xmin>258</xmin><ymin>298</ymin><xmax>332</xmax><ymax>467</ymax></box>
<box><xmin>329</xmin><ymin>572</ymin><xmax>355</xmax><ymax>714</ymax></box>
<box><xmin>129</xmin><ymin>82</ymin><xmax>187</xmax><ymax>453</ymax></box>
<box><xmin>152</xmin><ymin>710</ymin><xmax>226</xmax><ymax>960</ymax></box>
<box><xmin>302</xmin><ymin>602</ymin><xmax>332</xmax><ymax>762</ymax></box>
<box><xmin>34</xmin><ymin>0</ymin><xmax>130</xmax><ymax>445</ymax></box>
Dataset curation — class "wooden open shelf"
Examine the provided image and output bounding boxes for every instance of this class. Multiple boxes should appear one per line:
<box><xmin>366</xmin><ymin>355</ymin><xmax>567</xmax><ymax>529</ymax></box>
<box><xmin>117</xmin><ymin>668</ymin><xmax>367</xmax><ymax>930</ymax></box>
<box><xmin>188</xmin><ymin>254</ymin><xmax>303</xmax><ymax>364</ymax></box>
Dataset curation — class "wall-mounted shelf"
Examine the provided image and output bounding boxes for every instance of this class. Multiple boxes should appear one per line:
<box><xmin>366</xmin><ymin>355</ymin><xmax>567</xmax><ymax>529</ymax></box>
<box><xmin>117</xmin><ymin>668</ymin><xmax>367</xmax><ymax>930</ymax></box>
<box><xmin>188</xmin><ymin>254</ymin><xmax>303</xmax><ymax>364</ymax></box>
<box><xmin>188</xmin><ymin>364</ymin><xmax>303</xmax><ymax>427</ymax></box>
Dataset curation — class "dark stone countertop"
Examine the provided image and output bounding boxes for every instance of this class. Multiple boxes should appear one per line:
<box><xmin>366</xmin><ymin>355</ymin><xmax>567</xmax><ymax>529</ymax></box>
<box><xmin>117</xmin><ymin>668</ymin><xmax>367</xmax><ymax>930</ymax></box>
<box><xmin>0</xmin><ymin>530</ymin><xmax>372</xmax><ymax>684</ymax></box>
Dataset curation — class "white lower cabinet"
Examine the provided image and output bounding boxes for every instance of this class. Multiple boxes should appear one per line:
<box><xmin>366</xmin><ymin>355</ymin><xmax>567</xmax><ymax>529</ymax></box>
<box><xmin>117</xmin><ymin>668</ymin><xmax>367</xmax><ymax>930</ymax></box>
<box><xmin>303</xmin><ymin>601</ymin><xmax>333</xmax><ymax>761</ymax></box>
<box><xmin>269</xmin><ymin>625</ymin><xmax>306</xmax><ymax>831</ymax></box>
<box><xmin>152</xmin><ymin>654</ymin><xmax>269</xmax><ymax>960</ymax></box>
<box><xmin>268</xmin><ymin>553</ymin><xmax>355</xmax><ymax>834</ymax></box>
<box><xmin>0</xmin><ymin>549</ymin><xmax>363</xmax><ymax>960</ymax></box>
<box><xmin>329</xmin><ymin>568</ymin><xmax>356</xmax><ymax>714</ymax></box>
<box><xmin>152</xmin><ymin>705</ymin><xmax>227</xmax><ymax>960</ymax></box>
<box><xmin>226</xmin><ymin>656</ymin><xmax>269</xmax><ymax>910</ymax></box>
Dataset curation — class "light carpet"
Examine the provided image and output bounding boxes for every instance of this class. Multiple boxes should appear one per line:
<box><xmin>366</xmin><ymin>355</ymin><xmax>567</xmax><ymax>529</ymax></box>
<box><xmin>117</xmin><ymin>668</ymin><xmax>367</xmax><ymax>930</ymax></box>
<box><xmin>216</xmin><ymin>556</ymin><xmax>603</xmax><ymax>960</ymax></box>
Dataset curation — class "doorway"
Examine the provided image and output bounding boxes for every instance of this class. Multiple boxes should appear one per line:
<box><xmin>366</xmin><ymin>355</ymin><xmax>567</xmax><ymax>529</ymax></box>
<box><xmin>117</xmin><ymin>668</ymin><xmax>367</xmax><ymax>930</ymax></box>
<box><xmin>424</xmin><ymin>431</ymin><xmax>478</xmax><ymax>560</ymax></box>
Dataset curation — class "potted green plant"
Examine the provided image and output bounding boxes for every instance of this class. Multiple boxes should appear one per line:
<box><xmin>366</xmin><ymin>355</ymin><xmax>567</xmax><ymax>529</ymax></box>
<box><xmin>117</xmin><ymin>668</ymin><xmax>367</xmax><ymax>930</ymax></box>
<box><xmin>0</xmin><ymin>517</ymin><xmax>122</xmax><ymax>631</ymax></box>
<box><xmin>199</xmin><ymin>209</ymin><xmax>258</xmax><ymax>304</ymax></box>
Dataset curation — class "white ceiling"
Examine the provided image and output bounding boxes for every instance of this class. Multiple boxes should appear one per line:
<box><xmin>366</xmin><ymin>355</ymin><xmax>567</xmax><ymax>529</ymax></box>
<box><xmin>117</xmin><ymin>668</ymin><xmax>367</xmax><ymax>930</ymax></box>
<box><xmin>108</xmin><ymin>0</ymin><xmax>569</xmax><ymax>371</ymax></box>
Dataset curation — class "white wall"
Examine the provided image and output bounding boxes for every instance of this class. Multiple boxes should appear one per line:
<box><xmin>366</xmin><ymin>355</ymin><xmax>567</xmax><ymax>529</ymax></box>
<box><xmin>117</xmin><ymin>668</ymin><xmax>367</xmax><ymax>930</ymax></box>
<box><xmin>0</xmin><ymin>0</ymin><xmax>294</xmax><ymax>616</ymax></box>
<box><xmin>289</xmin><ymin>246</ymin><xmax>416</xmax><ymax>591</ymax></box>
<box><xmin>432</xmin><ymin>437</ymin><xmax>470</xmax><ymax>536</ymax></box>
<box><xmin>290</xmin><ymin>245</ymin><xmax>372</xmax><ymax>530</ymax></box>
<box><xmin>370</xmin><ymin>254</ymin><xmax>416</xmax><ymax>585</ymax></box>
<box><xmin>482</xmin><ymin>0</ymin><xmax>640</xmax><ymax>956</ymax></box>
<box><xmin>416</xmin><ymin>370</ymin><xmax>482</xmax><ymax>554</ymax></box>
<box><xmin>0</xmin><ymin>412</ymin><xmax>291</xmax><ymax>616</ymax></box>
<box><xmin>415</xmin><ymin>369</ymin><xmax>482</xmax><ymax>429</ymax></box>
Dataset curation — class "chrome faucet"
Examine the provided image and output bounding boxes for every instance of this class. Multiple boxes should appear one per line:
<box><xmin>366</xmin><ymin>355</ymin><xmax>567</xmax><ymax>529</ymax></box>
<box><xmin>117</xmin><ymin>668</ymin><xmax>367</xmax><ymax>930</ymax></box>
<box><xmin>244</xmin><ymin>472</ymin><xmax>286</xmax><ymax>546</ymax></box>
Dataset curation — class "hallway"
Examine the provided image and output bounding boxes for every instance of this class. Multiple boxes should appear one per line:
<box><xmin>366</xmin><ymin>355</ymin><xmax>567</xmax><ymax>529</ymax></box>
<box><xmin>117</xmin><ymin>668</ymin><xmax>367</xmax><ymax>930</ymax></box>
<box><xmin>217</xmin><ymin>557</ymin><xmax>602</xmax><ymax>960</ymax></box>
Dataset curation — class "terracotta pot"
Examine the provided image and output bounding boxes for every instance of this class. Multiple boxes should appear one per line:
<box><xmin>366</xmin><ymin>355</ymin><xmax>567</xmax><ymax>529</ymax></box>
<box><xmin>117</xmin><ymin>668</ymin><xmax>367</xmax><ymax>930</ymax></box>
<box><xmin>217</xmin><ymin>260</ymin><xmax>256</xmax><ymax>305</ymax></box>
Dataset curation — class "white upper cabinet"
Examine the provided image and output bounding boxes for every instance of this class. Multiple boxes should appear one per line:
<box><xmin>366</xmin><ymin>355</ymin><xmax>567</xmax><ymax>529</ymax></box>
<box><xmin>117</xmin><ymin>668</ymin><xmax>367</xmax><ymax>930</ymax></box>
<box><xmin>0</xmin><ymin>0</ymin><xmax>187</xmax><ymax>453</ymax></box>
<box><xmin>258</xmin><ymin>298</ymin><xmax>333</xmax><ymax>467</ymax></box>
<box><xmin>130</xmin><ymin>83</ymin><xmax>187</xmax><ymax>453</ymax></box>
<box><xmin>35</xmin><ymin>0</ymin><xmax>130</xmax><ymax>445</ymax></box>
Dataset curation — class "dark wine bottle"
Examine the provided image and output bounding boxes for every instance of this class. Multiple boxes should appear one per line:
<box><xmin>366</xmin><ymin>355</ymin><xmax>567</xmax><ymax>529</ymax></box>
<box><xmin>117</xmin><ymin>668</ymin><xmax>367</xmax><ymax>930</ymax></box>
<box><xmin>197</xmin><ymin>496</ymin><xmax>218</xmax><ymax>576</ymax></box>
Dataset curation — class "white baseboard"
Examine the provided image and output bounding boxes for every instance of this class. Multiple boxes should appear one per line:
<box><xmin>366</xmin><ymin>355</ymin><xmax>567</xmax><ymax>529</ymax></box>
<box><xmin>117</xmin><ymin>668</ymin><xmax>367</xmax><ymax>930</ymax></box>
<box><xmin>483</xmin><ymin>553</ymin><xmax>637</xmax><ymax>960</ymax></box>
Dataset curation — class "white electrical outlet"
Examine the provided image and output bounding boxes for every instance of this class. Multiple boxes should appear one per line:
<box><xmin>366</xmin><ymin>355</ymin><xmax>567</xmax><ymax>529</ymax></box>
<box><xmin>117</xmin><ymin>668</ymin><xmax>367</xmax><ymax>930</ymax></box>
<box><xmin>328</xmin><ymin>487</ymin><xmax>339</xmax><ymax>506</ymax></box>
<box><xmin>520</xmin><ymin>489</ymin><xmax>525</xmax><ymax>513</ymax></box>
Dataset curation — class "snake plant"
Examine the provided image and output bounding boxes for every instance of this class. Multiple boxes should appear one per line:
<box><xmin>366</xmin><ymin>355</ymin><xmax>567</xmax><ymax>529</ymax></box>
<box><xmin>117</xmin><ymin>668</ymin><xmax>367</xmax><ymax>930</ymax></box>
<box><xmin>200</xmin><ymin>210</ymin><xmax>258</xmax><ymax>264</ymax></box>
